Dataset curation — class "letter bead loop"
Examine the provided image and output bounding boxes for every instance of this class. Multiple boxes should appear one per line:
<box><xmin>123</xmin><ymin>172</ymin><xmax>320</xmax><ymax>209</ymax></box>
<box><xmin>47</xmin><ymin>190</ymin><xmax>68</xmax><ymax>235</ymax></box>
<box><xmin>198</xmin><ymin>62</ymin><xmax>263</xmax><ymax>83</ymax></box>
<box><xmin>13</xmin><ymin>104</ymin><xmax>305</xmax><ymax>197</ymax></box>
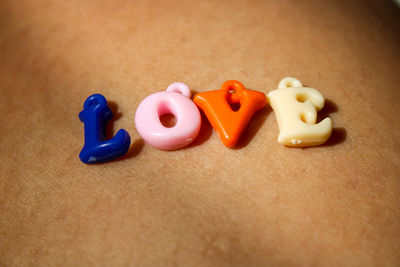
<box><xmin>135</xmin><ymin>83</ymin><xmax>201</xmax><ymax>150</ymax></box>
<box><xmin>267</xmin><ymin>77</ymin><xmax>332</xmax><ymax>147</ymax></box>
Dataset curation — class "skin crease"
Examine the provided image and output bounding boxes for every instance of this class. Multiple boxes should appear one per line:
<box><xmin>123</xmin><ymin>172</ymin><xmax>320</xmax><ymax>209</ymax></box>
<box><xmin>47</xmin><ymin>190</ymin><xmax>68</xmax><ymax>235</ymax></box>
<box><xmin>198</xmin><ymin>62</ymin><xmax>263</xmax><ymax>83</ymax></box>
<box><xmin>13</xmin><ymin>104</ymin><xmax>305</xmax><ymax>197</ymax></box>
<box><xmin>0</xmin><ymin>0</ymin><xmax>399</xmax><ymax>266</ymax></box>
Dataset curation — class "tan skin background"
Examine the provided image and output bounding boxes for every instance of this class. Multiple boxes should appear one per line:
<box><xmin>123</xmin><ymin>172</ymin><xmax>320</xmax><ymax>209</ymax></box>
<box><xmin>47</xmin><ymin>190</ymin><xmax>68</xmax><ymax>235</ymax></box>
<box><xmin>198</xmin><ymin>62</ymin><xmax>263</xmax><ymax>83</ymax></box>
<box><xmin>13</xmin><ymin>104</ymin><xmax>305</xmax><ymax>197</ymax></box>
<box><xmin>0</xmin><ymin>0</ymin><xmax>400</xmax><ymax>266</ymax></box>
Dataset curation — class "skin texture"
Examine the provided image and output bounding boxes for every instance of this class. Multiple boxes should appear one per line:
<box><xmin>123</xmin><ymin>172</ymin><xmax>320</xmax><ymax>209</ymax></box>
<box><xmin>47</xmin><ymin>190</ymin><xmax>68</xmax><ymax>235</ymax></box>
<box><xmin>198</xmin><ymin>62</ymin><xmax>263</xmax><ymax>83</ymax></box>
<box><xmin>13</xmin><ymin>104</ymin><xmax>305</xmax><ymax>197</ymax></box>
<box><xmin>0</xmin><ymin>0</ymin><xmax>399</xmax><ymax>266</ymax></box>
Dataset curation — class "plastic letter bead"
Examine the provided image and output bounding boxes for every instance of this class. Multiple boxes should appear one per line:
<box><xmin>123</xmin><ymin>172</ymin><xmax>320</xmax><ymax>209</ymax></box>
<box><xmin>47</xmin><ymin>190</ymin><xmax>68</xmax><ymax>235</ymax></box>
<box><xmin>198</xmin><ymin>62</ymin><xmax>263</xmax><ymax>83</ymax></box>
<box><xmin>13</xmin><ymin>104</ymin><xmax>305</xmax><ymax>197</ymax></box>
<box><xmin>267</xmin><ymin>77</ymin><xmax>333</xmax><ymax>147</ymax></box>
<box><xmin>193</xmin><ymin>80</ymin><xmax>267</xmax><ymax>148</ymax></box>
<box><xmin>135</xmin><ymin>82</ymin><xmax>201</xmax><ymax>150</ymax></box>
<box><xmin>79</xmin><ymin>94</ymin><xmax>131</xmax><ymax>164</ymax></box>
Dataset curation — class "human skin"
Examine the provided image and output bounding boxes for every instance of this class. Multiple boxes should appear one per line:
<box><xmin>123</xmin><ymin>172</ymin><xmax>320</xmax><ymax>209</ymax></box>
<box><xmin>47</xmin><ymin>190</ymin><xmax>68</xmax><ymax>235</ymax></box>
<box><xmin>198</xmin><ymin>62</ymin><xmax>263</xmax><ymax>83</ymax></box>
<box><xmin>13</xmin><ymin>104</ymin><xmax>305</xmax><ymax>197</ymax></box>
<box><xmin>0</xmin><ymin>0</ymin><xmax>399</xmax><ymax>266</ymax></box>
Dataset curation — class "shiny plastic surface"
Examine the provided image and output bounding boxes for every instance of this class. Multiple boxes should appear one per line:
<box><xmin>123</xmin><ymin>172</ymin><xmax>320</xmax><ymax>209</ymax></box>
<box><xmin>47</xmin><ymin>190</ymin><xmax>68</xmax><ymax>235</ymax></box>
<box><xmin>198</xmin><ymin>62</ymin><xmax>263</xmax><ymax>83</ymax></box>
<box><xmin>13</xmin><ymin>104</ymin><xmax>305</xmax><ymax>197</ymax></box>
<box><xmin>267</xmin><ymin>77</ymin><xmax>332</xmax><ymax>147</ymax></box>
<box><xmin>135</xmin><ymin>83</ymin><xmax>201</xmax><ymax>150</ymax></box>
<box><xmin>79</xmin><ymin>94</ymin><xmax>131</xmax><ymax>163</ymax></box>
<box><xmin>193</xmin><ymin>80</ymin><xmax>267</xmax><ymax>148</ymax></box>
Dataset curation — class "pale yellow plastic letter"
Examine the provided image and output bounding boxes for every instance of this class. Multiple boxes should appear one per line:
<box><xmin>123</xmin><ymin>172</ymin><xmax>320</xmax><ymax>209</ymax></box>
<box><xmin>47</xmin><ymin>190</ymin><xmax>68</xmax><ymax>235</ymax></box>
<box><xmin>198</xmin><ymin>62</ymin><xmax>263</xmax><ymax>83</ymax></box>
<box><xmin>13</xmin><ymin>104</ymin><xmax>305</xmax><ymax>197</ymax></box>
<box><xmin>267</xmin><ymin>77</ymin><xmax>332</xmax><ymax>147</ymax></box>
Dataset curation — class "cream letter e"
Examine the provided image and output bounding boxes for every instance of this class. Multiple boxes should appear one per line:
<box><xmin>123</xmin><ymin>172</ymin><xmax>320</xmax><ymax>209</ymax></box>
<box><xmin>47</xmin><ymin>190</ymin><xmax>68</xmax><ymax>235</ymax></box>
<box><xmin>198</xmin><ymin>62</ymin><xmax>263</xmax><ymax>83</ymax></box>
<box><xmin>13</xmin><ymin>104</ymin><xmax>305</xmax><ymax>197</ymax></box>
<box><xmin>267</xmin><ymin>77</ymin><xmax>332</xmax><ymax>147</ymax></box>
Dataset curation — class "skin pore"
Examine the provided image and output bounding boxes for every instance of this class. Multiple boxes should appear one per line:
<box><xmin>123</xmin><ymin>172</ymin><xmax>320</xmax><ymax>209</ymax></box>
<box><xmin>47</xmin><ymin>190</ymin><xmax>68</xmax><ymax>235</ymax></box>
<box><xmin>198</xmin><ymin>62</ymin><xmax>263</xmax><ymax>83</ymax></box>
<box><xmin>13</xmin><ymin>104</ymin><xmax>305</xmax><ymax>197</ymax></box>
<box><xmin>0</xmin><ymin>0</ymin><xmax>399</xmax><ymax>266</ymax></box>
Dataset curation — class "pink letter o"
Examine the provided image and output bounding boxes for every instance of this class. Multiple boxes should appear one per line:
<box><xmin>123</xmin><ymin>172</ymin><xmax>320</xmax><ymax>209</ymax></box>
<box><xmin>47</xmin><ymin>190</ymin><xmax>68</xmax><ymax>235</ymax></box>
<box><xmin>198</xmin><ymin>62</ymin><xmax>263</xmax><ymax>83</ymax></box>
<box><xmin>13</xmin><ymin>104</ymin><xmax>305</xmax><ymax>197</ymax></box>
<box><xmin>135</xmin><ymin>83</ymin><xmax>201</xmax><ymax>150</ymax></box>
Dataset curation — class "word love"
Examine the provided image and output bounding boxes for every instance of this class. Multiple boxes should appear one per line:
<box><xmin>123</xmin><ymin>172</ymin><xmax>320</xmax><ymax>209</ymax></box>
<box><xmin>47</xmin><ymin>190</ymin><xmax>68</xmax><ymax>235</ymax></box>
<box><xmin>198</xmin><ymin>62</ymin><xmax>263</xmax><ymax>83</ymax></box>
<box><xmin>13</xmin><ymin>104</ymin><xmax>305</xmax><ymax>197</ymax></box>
<box><xmin>78</xmin><ymin>78</ymin><xmax>333</xmax><ymax>164</ymax></box>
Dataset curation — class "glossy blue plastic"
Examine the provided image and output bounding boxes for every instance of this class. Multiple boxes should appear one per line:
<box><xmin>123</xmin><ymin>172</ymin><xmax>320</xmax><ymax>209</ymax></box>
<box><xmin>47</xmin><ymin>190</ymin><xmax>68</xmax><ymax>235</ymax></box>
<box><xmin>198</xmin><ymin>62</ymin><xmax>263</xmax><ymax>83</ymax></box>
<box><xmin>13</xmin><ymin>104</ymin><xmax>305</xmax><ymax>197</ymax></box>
<box><xmin>79</xmin><ymin>94</ymin><xmax>131</xmax><ymax>164</ymax></box>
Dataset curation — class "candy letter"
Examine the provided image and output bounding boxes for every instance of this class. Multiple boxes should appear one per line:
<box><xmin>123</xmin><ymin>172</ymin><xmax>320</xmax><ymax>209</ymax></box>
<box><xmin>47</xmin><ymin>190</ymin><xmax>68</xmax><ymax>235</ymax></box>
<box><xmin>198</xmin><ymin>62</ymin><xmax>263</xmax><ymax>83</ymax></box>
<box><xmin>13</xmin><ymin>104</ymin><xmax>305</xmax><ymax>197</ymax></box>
<box><xmin>79</xmin><ymin>94</ymin><xmax>131</xmax><ymax>163</ymax></box>
<box><xmin>267</xmin><ymin>77</ymin><xmax>332</xmax><ymax>147</ymax></box>
<box><xmin>135</xmin><ymin>82</ymin><xmax>201</xmax><ymax>150</ymax></box>
<box><xmin>194</xmin><ymin>80</ymin><xmax>267</xmax><ymax>148</ymax></box>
